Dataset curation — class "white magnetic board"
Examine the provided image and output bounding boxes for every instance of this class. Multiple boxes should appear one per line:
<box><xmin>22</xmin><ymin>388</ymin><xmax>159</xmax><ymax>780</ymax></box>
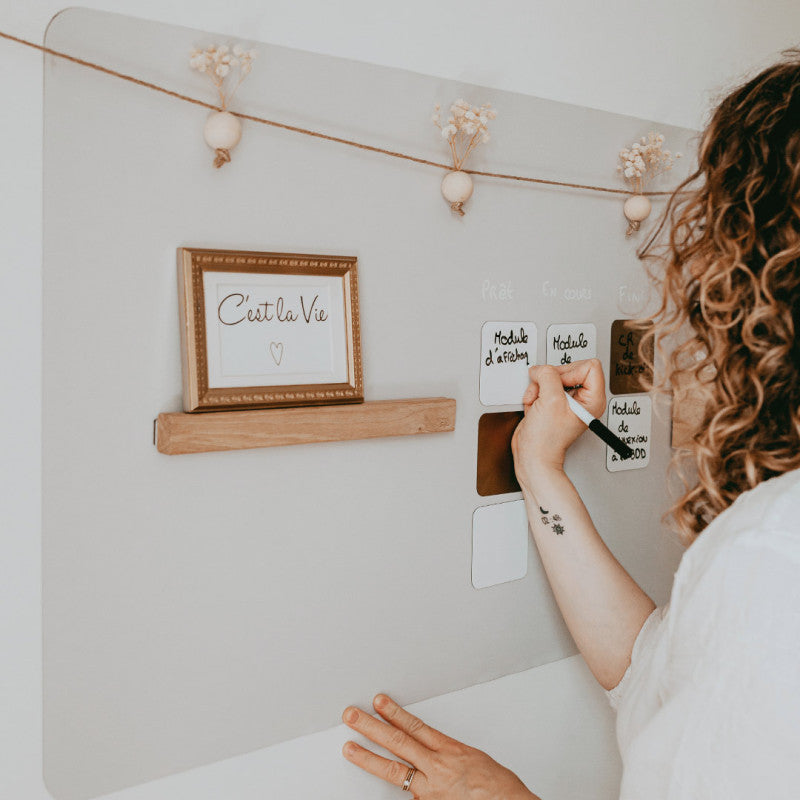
<box><xmin>42</xmin><ymin>8</ymin><xmax>691</xmax><ymax>799</ymax></box>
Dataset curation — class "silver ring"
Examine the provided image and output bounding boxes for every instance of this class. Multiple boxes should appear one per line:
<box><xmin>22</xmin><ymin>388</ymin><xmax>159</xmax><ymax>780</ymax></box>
<box><xmin>401</xmin><ymin>766</ymin><xmax>416</xmax><ymax>791</ymax></box>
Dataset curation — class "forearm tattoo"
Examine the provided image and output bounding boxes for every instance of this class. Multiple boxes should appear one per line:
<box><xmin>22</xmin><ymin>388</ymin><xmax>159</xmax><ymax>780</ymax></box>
<box><xmin>539</xmin><ymin>506</ymin><xmax>565</xmax><ymax>535</ymax></box>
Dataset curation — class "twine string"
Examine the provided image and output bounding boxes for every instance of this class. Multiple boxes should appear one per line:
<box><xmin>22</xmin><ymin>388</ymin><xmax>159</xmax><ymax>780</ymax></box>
<box><xmin>213</xmin><ymin>148</ymin><xmax>231</xmax><ymax>168</ymax></box>
<box><xmin>1</xmin><ymin>28</ymin><xmax>675</xmax><ymax>198</ymax></box>
<box><xmin>626</xmin><ymin>220</ymin><xmax>642</xmax><ymax>237</ymax></box>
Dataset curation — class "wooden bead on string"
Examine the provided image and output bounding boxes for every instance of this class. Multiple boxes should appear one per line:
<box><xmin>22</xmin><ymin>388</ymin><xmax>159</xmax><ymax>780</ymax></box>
<box><xmin>441</xmin><ymin>170</ymin><xmax>474</xmax><ymax>216</ymax></box>
<box><xmin>203</xmin><ymin>110</ymin><xmax>242</xmax><ymax>168</ymax></box>
<box><xmin>623</xmin><ymin>194</ymin><xmax>652</xmax><ymax>236</ymax></box>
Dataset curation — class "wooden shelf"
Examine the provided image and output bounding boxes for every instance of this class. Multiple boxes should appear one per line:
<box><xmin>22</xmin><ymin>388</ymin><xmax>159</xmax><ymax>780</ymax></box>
<box><xmin>155</xmin><ymin>397</ymin><xmax>456</xmax><ymax>455</ymax></box>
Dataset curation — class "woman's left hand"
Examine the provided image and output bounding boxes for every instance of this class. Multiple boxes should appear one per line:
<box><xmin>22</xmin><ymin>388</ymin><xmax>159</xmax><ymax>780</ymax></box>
<box><xmin>342</xmin><ymin>694</ymin><xmax>540</xmax><ymax>799</ymax></box>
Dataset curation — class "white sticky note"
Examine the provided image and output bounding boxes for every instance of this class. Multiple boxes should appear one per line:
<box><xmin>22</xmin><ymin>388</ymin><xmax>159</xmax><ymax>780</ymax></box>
<box><xmin>606</xmin><ymin>394</ymin><xmax>652</xmax><ymax>472</ymax></box>
<box><xmin>545</xmin><ymin>322</ymin><xmax>597</xmax><ymax>366</ymax></box>
<box><xmin>479</xmin><ymin>321</ymin><xmax>537</xmax><ymax>406</ymax></box>
<box><xmin>471</xmin><ymin>500</ymin><xmax>529</xmax><ymax>589</ymax></box>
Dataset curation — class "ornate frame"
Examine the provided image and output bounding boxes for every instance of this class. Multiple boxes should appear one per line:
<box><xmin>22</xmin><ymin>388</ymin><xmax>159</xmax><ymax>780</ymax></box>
<box><xmin>177</xmin><ymin>247</ymin><xmax>363</xmax><ymax>412</ymax></box>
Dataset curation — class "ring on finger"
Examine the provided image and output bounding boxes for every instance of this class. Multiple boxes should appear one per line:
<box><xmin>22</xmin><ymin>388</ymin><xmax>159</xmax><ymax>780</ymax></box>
<box><xmin>402</xmin><ymin>766</ymin><xmax>416</xmax><ymax>791</ymax></box>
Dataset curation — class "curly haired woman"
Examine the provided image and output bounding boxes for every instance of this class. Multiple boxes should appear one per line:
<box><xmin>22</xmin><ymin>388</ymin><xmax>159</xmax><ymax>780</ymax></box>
<box><xmin>341</xmin><ymin>52</ymin><xmax>800</xmax><ymax>799</ymax></box>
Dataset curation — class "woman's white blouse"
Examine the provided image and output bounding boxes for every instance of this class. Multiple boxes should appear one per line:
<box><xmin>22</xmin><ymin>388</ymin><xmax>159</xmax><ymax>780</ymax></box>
<box><xmin>606</xmin><ymin>468</ymin><xmax>800</xmax><ymax>799</ymax></box>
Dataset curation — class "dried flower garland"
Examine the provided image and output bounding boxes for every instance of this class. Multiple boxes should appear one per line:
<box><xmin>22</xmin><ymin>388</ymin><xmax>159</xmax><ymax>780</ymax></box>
<box><xmin>189</xmin><ymin>44</ymin><xmax>257</xmax><ymax>168</ymax></box>
<box><xmin>618</xmin><ymin>132</ymin><xmax>681</xmax><ymax>236</ymax></box>
<box><xmin>432</xmin><ymin>99</ymin><xmax>497</xmax><ymax>216</ymax></box>
<box><xmin>2</xmin><ymin>29</ymin><xmax>685</xmax><ymax>208</ymax></box>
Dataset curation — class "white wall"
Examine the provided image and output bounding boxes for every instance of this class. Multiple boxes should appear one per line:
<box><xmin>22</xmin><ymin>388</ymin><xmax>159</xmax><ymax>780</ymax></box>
<box><xmin>2</xmin><ymin>2</ymin><xmax>799</xmax><ymax>799</ymax></box>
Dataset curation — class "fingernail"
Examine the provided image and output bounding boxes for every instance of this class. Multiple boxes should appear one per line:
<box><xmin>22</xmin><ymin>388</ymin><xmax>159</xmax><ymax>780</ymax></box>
<box><xmin>343</xmin><ymin>741</ymin><xmax>356</xmax><ymax>757</ymax></box>
<box><xmin>374</xmin><ymin>694</ymin><xmax>389</xmax><ymax>709</ymax></box>
<box><xmin>343</xmin><ymin>707</ymin><xmax>358</xmax><ymax>724</ymax></box>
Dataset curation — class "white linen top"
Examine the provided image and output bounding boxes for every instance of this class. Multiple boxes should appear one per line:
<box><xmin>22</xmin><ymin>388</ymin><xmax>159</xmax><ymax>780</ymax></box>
<box><xmin>606</xmin><ymin>467</ymin><xmax>800</xmax><ymax>799</ymax></box>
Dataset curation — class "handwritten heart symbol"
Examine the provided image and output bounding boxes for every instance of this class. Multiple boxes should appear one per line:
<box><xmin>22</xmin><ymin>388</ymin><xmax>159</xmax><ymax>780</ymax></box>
<box><xmin>269</xmin><ymin>341</ymin><xmax>284</xmax><ymax>366</ymax></box>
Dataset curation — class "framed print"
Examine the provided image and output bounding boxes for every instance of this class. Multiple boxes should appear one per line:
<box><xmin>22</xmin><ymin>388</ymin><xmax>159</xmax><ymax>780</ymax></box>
<box><xmin>177</xmin><ymin>247</ymin><xmax>363</xmax><ymax>411</ymax></box>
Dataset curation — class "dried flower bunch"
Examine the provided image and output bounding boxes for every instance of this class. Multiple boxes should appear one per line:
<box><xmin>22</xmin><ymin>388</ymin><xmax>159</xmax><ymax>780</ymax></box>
<box><xmin>432</xmin><ymin>99</ymin><xmax>497</xmax><ymax>170</ymax></box>
<box><xmin>618</xmin><ymin>131</ymin><xmax>681</xmax><ymax>237</ymax></box>
<box><xmin>432</xmin><ymin>99</ymin><xmax>497</xmax><ymax>216</ymax></box>
<box><xmin>189</xmin><ymin>43</ymin><xmax>257</xmax><ymax>169</ymax></box>
<box><xmin>189</xmin><ymin>44</ymin><xmax>256</xmax><ymax>111</ymax></box>
<box><xmin>617</xmin><ymin>132</ymin><xmax>681</xmax><ymax>194</ymax></box>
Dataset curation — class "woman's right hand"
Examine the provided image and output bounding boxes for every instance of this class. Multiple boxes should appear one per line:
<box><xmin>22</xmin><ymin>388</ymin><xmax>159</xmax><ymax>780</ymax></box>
<box><xmin>510</xmin><ymin>358</ymin><xmax>654</xmax><ymax>691</ymax></box>
<box><xmin>511</xmin><ymin>358</ymin><xmax>606</xmax><ymax>489</ymax></box>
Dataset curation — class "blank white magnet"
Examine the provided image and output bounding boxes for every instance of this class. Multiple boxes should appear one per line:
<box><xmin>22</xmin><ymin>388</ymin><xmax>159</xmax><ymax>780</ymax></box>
<box><xmin>471</xmin><ymin>500</ymin><xmax>529</xmax><ymax>589</ymax></box>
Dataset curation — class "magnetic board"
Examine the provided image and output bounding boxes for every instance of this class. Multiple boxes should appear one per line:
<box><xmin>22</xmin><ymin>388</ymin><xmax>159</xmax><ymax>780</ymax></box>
<box><xmin>42</xmin><ymin>8</ymin><xmax>692</xmax><ymax>799</ymax></box>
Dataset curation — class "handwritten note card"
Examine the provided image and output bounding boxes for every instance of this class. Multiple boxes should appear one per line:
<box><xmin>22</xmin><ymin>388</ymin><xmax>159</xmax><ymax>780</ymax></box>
<box><xmin>606</xmin><ymin>394</ymin><xmax>652</xmax><ymax>472</ymax></box>
<box><xmin>479</xmin><ymin>322</ymin><xmax>537</xmax><ymax>406</ymax></box>
<box><xmin>202</xmin><ymin>271</ymin><xmax>348</xmax><ymax>389</ymax></box>
<box><xmin>545</xmin><ymin>323</ymin><xmax>597</xmax><ymax>366</ymax></box>
<box><xmin>610</xmin><ymin>319</ymin><xmax>653</xmax><ymax>395</ymax></box>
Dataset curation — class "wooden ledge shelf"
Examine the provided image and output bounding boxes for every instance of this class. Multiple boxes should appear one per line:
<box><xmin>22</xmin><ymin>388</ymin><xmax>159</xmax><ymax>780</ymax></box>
<box><xmin>155</xmin><ymin>397</ymin><xmax>456</xmax><ymax>455</ymax></box>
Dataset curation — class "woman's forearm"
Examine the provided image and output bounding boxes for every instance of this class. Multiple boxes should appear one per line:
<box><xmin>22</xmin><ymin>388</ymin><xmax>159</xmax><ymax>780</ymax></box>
<box><xmin>521</xmin><ymin>466</ymin><xmax>655</xmax><ymax>690</ymax></box>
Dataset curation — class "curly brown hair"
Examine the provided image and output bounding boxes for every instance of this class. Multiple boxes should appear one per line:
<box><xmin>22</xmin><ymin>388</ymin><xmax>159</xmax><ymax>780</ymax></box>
<box><xmin>638</xmin><ymin>50</ymin><xmax>800</xmax><ymax>544</ymax></box>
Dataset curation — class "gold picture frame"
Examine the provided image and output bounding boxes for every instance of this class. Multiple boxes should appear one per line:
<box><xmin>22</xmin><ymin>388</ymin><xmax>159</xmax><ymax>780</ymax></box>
<box><xmin>177</xmin><ymin>247</ymin><xmax>363</xmax><ymax>411</ymax></box>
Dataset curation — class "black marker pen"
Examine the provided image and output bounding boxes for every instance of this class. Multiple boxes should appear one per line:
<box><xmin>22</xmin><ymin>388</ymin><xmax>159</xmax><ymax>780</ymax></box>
<box><xmin>565</xmin><ymin>392</ymin><xmax>634</xmax><ymax>460</ymax></box>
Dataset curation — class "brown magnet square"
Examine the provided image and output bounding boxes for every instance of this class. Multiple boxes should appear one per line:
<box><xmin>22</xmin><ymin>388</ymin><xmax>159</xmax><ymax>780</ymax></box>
<box><xmin>610</xmin><ymin>319</ymin><xmax>654</xmax><ymax>395</ymax></box>
<box><xmin>477</xmin><ymin>411</ymin><xmax>524</xmax><ymax>496</ymax></box>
